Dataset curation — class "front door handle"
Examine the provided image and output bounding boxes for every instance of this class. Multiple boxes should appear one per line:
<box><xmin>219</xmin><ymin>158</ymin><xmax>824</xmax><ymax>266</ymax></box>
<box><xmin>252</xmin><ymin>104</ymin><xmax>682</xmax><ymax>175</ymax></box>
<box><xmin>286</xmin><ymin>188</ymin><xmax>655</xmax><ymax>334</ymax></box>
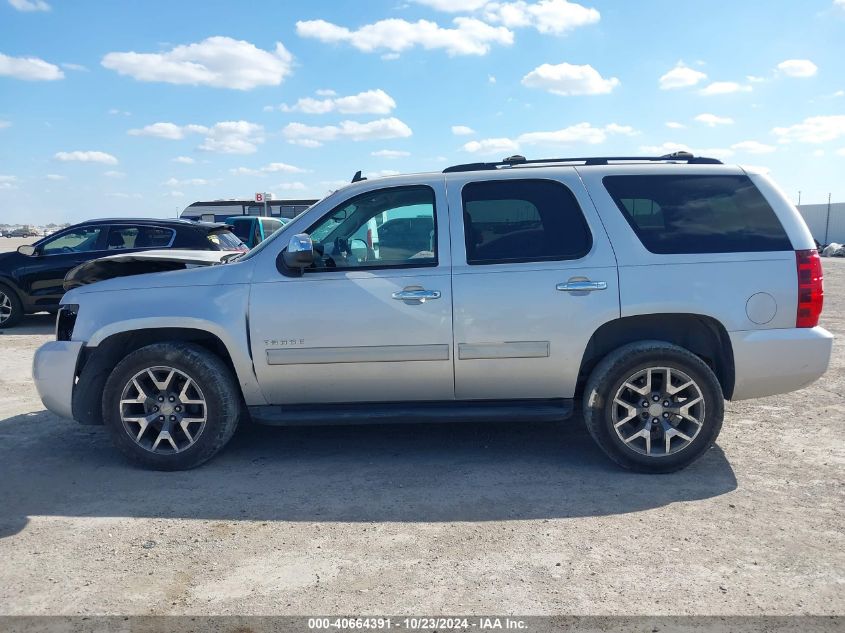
<box><xmin>392</xmin><ymin>288</ymin><xmax>441</xmax><ymax>303</ymax></box>
<box><xmin>556</xmin><ymin>280</ymin><xmax>608</xmax><ymax>292</ymax></box>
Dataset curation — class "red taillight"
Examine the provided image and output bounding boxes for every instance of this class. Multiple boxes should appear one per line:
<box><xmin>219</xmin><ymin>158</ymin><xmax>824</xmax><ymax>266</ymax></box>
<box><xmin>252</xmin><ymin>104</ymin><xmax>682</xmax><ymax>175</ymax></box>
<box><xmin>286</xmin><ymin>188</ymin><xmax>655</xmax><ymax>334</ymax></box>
<box><xmin>796</xmin><ymin>249</ymin><xmax>823</xmax><ymax>328</ymax></box>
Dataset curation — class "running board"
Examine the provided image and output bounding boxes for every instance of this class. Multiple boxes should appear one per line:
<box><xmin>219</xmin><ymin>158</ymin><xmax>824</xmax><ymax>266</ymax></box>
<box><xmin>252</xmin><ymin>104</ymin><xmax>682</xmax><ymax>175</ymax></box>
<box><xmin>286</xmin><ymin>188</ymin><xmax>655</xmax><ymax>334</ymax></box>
<box><xmin>248</xmin><ymin>399</ymin><xmax>574</xmax><ymax>427</ymax></box>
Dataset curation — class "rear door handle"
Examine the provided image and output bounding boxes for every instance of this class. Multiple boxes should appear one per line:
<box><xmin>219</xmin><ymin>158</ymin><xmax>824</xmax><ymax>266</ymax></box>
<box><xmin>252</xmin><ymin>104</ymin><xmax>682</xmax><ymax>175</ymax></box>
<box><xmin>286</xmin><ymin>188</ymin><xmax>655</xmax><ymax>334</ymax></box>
<box><xmin>392</xmin><ymin>289</ymin><xmax>441</xmax><ymax>303</ymax></box>
<box><xmin>556</xmin><ymin>280</ymin><xmax>607</xmax><ymax>292</ymax></box>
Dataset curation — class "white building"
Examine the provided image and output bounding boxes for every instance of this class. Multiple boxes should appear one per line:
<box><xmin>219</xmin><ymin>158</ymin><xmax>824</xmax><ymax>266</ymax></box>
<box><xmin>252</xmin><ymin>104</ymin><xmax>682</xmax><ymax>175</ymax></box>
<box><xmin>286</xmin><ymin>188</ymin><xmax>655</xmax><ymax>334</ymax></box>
<box><xmin>797</xmin><ymin>203</ymin><xmax>845</xmax><ymax>245</ymax></box>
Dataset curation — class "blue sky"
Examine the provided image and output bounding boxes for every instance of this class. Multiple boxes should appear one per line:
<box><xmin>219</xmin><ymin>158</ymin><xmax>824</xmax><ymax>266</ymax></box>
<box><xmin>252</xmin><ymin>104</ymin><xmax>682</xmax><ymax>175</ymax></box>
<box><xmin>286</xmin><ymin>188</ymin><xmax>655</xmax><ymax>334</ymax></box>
<box><xmin>1</xmin><ymin>0</ymin><xmax>844</xmax><ymax>224</ymax></box>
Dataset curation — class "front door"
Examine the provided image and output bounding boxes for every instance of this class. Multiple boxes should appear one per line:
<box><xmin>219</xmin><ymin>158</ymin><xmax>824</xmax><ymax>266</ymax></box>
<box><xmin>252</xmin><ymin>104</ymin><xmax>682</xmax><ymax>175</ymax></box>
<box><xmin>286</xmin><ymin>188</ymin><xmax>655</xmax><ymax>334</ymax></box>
<box><xmin>18</xmin><ymin>225</ymin><xmax>108</xmax><ymax>307</ymax></box>
<box><xmin>249</xmin><ymin>180</ymin><xmax>455</xmax><ymax>404</ymax></box>
<box><xmin>447</xmin><ymin>170</ymin><xmax>620</xmax><ymax>400</ymax></box>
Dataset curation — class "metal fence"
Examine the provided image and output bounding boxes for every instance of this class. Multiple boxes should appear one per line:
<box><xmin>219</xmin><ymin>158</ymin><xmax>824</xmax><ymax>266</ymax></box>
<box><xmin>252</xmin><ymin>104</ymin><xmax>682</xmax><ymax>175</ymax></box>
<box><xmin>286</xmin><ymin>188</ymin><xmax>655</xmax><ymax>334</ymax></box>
<box><xmin>797</xmin><ymin>202</ymin><xmax>845</xmax><ymax>245</ymax></box>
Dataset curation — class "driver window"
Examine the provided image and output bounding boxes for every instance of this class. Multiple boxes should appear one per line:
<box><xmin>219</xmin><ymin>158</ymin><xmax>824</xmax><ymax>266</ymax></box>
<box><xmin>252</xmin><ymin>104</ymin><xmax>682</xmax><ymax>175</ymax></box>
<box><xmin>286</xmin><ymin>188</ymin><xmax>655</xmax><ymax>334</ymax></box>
<box><xmin>41</xmin><ymin>226</ymin><xmax>103</xmax><ymax>255</ymax></box>
<box><xmin>305</xmin><ymin>185</ymin><xmax>437</xmax><ymax>271</ymax></box>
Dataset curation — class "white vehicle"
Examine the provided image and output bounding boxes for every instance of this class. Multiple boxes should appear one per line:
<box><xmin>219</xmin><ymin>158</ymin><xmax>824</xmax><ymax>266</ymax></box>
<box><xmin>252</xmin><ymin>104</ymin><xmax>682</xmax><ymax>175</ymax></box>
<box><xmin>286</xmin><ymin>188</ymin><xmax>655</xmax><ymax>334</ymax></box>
<box><xmin>33</xmin><ymin>153</ymin><xmax>832</xmax><ymax>472</ymax></box>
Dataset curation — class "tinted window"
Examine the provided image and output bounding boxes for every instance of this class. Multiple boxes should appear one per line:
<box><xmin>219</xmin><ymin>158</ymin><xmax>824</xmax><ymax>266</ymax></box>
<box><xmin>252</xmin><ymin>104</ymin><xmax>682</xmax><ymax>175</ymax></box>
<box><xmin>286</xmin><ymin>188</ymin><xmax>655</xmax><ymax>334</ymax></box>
<box><xmin>107</xmin><ymin>226</ymin><xmax>174</xmax><ymax>249</ymax></box>
<box><xmin>41</xmin><ymin>226</ymin><xmax>103</xmax><ymax>254</ymax></box>
<box><xmin>305</xmin><ymin>186</ymin><xmax>436</xmax><ymax>270</ymax></box>
<box><xmin>461</xmin><ymin>179</ymin><xmax>591</xmax><ymax>265</ymax></box>
<box><xmin>603</xmin><ymin>175</ymin><xmax>792</xmax><ymax>254</ymax></box>
<box><xmin>230</xmin><ymin>220</ymin><xmax>252</xmax><ymax>242</ymax></box>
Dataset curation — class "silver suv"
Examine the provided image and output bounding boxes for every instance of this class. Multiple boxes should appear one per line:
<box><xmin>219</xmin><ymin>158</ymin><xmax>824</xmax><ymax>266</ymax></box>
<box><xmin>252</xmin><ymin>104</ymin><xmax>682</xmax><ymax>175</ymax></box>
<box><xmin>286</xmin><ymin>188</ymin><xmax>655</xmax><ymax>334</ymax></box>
<box><xmin>33</xmin><ymin>153</ymin><xmax>833</xmax><ymax>472</ymax></box>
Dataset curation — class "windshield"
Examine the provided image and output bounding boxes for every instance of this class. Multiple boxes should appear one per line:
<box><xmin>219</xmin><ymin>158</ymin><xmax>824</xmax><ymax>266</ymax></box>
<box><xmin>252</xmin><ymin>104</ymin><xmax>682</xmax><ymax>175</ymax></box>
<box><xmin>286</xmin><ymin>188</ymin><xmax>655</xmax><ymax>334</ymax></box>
<box><xmin>207</xmin><ymin>230</ymin><xmax>247</xmax><ymax>251</ymax></box>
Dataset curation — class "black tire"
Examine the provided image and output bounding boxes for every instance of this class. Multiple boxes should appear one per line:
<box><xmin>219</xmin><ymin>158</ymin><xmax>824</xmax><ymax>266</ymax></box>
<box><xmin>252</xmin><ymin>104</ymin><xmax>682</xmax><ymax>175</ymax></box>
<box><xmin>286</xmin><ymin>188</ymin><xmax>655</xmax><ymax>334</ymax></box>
<box><xmin>102</xmin><ymin>342</ymin><xmax>241</xmax><ymax>470</ymax></box>
<box><xmin>582</xmin><ymin>340</ymin><xmax>724</xmax><ymax>473</ymax></box>
<box><xmin>0</xmin><ymin>283</ymin><xmax>24</xmax><ymax>329</ymax></box>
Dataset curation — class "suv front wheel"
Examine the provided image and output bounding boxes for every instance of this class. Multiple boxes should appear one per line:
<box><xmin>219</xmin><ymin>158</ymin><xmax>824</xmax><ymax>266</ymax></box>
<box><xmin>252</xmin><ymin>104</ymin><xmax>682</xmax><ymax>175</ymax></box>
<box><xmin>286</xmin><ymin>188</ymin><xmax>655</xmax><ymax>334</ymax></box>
<box><xmin>102</xmin><ymin>342</ymin><xmax>241</xmax><ymax>470</ymax></box>
<box><xmin>583</xmin><ymin>341</ymin><xmax>724</xmax><ymax>473</ymax></box>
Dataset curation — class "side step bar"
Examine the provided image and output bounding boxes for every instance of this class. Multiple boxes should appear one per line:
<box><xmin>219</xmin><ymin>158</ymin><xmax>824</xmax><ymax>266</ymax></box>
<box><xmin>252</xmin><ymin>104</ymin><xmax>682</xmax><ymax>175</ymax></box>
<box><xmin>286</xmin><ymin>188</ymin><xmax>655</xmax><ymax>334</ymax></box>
<box><xmin>249</xmin><ymin>399</ymin><xmax>574</xmax><ymax>427</ymax></box>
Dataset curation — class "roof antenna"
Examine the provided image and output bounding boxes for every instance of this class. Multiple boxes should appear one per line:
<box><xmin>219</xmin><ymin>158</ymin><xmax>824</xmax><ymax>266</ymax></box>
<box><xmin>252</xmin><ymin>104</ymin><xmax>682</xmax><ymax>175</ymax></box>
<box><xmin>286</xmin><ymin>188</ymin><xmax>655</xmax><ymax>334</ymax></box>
<box><xmin>352</xmin><ymin>170</ymin><xmax>367</xmax><ymax>183</ymax></box>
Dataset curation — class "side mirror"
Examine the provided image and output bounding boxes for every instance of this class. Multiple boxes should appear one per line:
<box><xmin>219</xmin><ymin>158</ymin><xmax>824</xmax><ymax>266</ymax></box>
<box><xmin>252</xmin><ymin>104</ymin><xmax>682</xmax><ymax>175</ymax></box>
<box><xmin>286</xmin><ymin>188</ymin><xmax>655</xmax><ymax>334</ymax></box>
<box><xmin>17</xmin><ymin>245</ymin><xmax>36</xmax><ymax>257</ymax></box>
<box><xmin>280</xmin><ymin>233</ymin><xmax>314</xmax><ymax>275</ymax></box>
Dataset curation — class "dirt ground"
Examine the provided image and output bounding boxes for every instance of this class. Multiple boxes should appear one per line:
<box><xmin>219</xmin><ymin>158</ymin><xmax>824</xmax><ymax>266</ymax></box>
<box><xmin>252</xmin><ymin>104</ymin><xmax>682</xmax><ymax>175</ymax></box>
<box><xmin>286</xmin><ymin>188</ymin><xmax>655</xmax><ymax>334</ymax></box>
<box><xmin>0</xmin><ymin>236</ymin><xmax>842</xmax><ymax>616</ymax></box>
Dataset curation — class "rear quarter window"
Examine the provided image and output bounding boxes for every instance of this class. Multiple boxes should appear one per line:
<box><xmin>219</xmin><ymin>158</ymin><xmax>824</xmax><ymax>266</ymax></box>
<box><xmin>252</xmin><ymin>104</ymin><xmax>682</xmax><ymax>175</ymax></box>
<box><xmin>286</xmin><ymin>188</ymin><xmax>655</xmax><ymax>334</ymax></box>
<box><xmin>602</xmin><ymin>175</ymin><xmax>792</xmax><ymax>254</ymax></box>
<box><xmin>207</xmin><ymin>230</ymin><xmax>246</xmax><ymax>251</ymax></box>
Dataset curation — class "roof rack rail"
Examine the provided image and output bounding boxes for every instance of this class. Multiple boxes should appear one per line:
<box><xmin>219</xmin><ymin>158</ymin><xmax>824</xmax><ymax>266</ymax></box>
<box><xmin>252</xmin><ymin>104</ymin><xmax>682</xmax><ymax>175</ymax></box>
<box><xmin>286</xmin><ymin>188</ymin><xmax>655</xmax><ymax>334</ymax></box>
<box><xmin>443</xmin><ymin>151</ymin><xmax>722</xmax><ymax>173</ymax></box>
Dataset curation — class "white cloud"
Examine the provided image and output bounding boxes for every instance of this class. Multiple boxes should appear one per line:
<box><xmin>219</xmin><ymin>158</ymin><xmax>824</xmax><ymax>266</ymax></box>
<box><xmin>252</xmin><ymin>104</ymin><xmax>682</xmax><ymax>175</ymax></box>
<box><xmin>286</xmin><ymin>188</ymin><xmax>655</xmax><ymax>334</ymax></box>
<box><xmin>772</xmin><ymin>115</ymin><xmax>845</xmax><ymax>144</ymax></box>
<box><xmin>230</xmin><ymin>162</ymin><xmax>307</xmax><ymax>176</ymax></box>
<box><xmin>463</xmin><ymin>122</ymin><xmax>633</xmax><ymax>155</ymax></box>
<box><xmin>462</xmin><ymin>137</ymin><xmax>521</xmax><ymax>155</ymax></box>
<box><xmin>45</xmin><ymin>174</ymin><xmax>65</xmax><ymax>181</ymax></box>
<box><xmin>172</xmin><ymin>156</ymin><xmax>195</xmax><ymax>164</ymax></box>
<box><xmin>413</xmin><ymin>0</ymin><xmax>488</xmax><ymax>10</ymax></box>
<box><xmin>488</xmin><ymin>74</ymin><xmax>496</xmax><ymax>83</ymax></box>
<box><xmin>54</xmin><ymin>151</ymin><xmax>118</xmax><ymax>164</ymax></box>
<box><xmin>522</xmin><ymin>62</ymin><xmax>619</xmax><ymax>96</ymax></box>
<box><xmin>8</xmin><ymin>0</ymin><xmax>50</xmax><ymax>11</ymax></box>
<box><xmin>0</xmin><ymin>52</ymin><xmax>63</xmax><ymax>80</ymax></box>
<box><xmin>0</xmin><ymin>120</ymin><xmax>10</xmax><ymax>129</ymax></box>
<box><xmin>101</xmin><ymin>36</ymin><xmax>294</xmax><ymax>90</ymax></box>
<box><xmin>836</xmin><ymin>148</ymin><xmax>845</xmax><ymax>156</ymax></box>
<box><xmin>273</xmin><ymin>182</ymin><xmax>308</xmax><ymax>191</ymax></box>
<box><xmin>164</xmin><ymin>177</ymin><xmax>210</xmax><ymax>187</ymax></box>
<box><xmin>452</xmin><ymin>125</ymin><xmax>475</xmax><ymax>135</ymax></box>
<box><xmin>659</xmin><ymin>62</ymin><xmax>706</xmax><ymax>90</ymax></box>
<box><xmin>483</xmin><ymin>0</ymin><xmax>600</xmax><ymax>35</ymax></box>
<box><xmin>665</xmin><ymin>121</ymin><xmax>685</xmax><ymax>129</ymax></box>
<box><xmin>199</xmin><ymin>121</ymin><xmax>264</xmax><ymax>154</ymax></box>
<box><xmin>730</xmin><ymin>140</ymin><xmax>776</xmax><ymax>154</ymax></box>
<box><xmin>315</xmin><ymin>88</ymin><xmax>337</xmax><ymax>96</ymax></box>
<box><xmin>108</xmin><ymin>108</ymin><xmax>131</xmax><ymax>116</ymax></box>
<box><xmin>699</xmin><ymin>81</ymin><xmax>752</xmax><ymax>95</ymax></box>
<box><xmin>747</xmin><ymin>75</ymin><xmax>767</xmax><ymax>83</ymax></box>
<box><xmin>518</xmin><ymin>122</ymin><xmax>634</xmax><ymax>145</ymax></box>
<box><xmin>280</xmin><ymin>89</ymin><xmax>396</xmax><ymax>115</ymax></box>
<box><xmin>283</xmin><ymin>117</ymin><xmax>412</xmax><ymax>146</ymax></box>
<box><xmin>0</xmin><ymin>175</ymin><xmax>18</xmax><ymax>190</ymax></box>
<box><xmin>128</xmin><ymin>122</ymin><xmax>209</xmax><ymax>140</ymax></box>
<box><xmin>836</xmin><ymin>0</ymin><xmax>845</xmax><ymax>7</ymax></box>
<box><xmin>61</xmin><ymin>63</ymin><xmax>88</xmax><ymax>72</ymax></box>
<box><xmin>104</xmin><ymin>170</ymin><xmax>126</xmax><ymax>178</ymax></box>
<box><xmin>371</xmin><ymin>149</ymin><xmax>410</xmax><ymax>158</ymax></box>
<box><xmin>295</xmin><ymin>17</ymin><xmax>514</xmax><ymax>56</ymax></box>
<box><xmin>694</xmin><ymin>113</ymin><xmax>734</xmax><ymax>127</ymax></box>
<box><xmin>776</xmin><ymin>59</ymin><xmax>818</xmax><ymax>78</ymax></box>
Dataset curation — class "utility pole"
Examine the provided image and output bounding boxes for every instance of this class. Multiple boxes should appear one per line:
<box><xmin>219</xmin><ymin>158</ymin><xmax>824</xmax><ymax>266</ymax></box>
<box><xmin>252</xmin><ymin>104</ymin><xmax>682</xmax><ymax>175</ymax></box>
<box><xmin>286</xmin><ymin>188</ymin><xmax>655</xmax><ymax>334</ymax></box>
<box><xmin>798</xmin><ymin>190</ymin><xmax>802</xmax><ymax>206</ymax></box>
<box><xmin>824</xmin><ymin>192</ymin><xmax>832</xmax><ymax>246</ymax></box>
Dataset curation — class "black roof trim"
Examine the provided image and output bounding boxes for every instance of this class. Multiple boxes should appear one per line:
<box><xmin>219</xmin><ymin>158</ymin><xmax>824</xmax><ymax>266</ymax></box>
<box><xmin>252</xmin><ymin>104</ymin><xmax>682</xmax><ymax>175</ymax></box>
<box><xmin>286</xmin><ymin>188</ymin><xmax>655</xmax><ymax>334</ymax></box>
<box><xmin>443</xmin><ymin>152</ymin><xmax>723</xmax><ymax>173</ymax></box>
<box><xmin>79</xmin><ymin>218</ymin><xmax>231</xmax><ymax>229</ymax></box>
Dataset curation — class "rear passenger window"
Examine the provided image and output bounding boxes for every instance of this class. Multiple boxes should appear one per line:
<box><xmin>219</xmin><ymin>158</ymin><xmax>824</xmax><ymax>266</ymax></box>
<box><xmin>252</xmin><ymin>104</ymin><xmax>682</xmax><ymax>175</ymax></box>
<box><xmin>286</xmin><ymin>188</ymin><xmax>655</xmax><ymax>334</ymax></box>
<box><xmin>603</xmin><ymin>175</ymin><xmax>792</xmax><ymax>254</ymax></box>
<box><xmin>461</xmin><ymin>179</ymin><xmax>592</xmax><ymax>265</ymax></box>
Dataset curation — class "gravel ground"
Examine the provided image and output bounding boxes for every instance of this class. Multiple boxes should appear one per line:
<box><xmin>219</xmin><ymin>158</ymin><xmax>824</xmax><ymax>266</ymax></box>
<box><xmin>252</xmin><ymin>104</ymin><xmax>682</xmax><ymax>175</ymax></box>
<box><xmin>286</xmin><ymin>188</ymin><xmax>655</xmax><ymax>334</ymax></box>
<box><xmin>0</xmin><ymin>238</ymin><xmax>842</xmax><ymax>616</ymax></box>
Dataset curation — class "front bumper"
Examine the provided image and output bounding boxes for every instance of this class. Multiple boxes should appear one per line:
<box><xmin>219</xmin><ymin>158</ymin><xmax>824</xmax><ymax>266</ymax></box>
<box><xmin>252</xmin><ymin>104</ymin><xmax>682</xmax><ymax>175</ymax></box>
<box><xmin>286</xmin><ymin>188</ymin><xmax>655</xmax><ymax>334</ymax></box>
<box><xmin>32</xmin><ymin>340</ymin><xmax>84</xmax><ymax>420</ymax></box>
<box><xmin>730</xmin><ymin>326</ymin><xmax>833</xmax><ymax>400</ymax></box>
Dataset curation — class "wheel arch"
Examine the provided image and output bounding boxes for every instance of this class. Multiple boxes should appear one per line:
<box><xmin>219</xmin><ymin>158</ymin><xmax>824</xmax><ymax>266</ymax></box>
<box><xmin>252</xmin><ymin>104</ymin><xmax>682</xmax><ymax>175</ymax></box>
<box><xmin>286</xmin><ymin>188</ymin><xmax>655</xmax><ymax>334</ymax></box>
<box><xmin>577</xmin><ymin>314</ymin><xmax>735</xmax><ymax>399</ymax></box>
<box><xmin>73</xmin><ymin>325</ymin><xmax>261</xmax><ymax>425</ymax></box>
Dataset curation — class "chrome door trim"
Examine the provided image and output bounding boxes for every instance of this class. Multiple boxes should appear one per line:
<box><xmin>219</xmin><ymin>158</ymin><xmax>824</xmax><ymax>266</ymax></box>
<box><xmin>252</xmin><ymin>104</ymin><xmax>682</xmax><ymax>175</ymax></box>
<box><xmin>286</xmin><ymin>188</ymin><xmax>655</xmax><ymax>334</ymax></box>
<box><xmin>266</xmin><ymin>344</ymin><xmax>450</xmax><ymax>365</ymax></box>
<box><xmin>458</xmin><ymin>341</ymin><xmax>550</xmax><ymax>360</ymax></box>
<box><xmin>391</xmin><ymin>289</ymin><xmax>441</xmax><ymax>302</ymax></box>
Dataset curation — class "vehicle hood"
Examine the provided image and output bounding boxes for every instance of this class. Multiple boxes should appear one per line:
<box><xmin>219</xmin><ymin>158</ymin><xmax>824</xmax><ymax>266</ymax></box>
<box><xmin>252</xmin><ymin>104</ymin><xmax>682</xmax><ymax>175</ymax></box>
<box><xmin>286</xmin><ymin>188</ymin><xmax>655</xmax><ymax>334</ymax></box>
<box><xmin>63</xmin><ymin>249</ymin><xmax>231</xmax><ymax>291</ymax></box>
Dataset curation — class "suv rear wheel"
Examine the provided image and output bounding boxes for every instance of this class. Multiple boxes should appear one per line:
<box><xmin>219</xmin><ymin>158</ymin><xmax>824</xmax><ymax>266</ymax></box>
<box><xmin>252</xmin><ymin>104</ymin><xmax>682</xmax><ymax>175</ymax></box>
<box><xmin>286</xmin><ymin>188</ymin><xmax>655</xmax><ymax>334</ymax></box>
<box><xmin>102</xmin><ymin>342</ymin><xmax>241</xmax><ymax>470</ymax></box>
<box><xmin>583</xmin><ymin>341</ymin><xmax>724</xmax><ymax>473</ymax></box>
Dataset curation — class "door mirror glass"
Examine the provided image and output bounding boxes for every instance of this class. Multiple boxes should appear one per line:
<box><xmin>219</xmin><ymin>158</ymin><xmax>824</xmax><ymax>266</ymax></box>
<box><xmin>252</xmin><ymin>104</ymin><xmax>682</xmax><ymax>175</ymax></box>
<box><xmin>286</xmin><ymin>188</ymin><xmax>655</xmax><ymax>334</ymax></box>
<box><xmin>17</xmin><ymin>244</ymin><xmax>36</xmax><ymax>257</ymax></box>
<box><xmin>282</xmin><ymin>234</ymin><xmax>315</xmax><ymax>271</ymax></box>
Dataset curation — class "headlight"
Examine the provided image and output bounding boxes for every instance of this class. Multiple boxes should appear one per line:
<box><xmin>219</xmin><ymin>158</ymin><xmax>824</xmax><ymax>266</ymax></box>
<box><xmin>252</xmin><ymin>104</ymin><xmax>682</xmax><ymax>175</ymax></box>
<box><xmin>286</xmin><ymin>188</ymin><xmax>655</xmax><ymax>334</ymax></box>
<box><xmin>56</xmin><ymin>304</ymin><xmax>79</xmax><ymax>341</ymax></box>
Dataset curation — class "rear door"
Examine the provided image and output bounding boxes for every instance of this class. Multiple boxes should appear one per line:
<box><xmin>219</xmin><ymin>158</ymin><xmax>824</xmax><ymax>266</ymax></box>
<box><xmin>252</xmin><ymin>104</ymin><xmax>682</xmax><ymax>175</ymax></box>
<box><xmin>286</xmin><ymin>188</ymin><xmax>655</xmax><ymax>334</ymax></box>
<box><xmin>447</xmin><ymin>168</ymin><xmax>620</xmax><ymax>400</ymax></box>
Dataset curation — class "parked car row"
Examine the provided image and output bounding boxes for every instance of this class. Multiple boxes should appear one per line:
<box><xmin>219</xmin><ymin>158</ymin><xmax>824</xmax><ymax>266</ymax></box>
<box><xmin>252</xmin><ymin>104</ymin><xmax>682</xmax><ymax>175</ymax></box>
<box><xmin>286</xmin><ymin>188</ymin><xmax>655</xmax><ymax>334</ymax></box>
<box><xmin>0</xmin><ymin>218</ymin><xmax>247</xmax><ymax>328</ymax></box>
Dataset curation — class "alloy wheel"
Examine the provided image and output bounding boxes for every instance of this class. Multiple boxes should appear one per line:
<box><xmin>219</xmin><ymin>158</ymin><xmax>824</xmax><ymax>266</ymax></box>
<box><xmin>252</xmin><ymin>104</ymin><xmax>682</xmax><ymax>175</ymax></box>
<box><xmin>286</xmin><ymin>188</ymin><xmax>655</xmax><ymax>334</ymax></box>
<box><xmin>611</xmin><ymin>366</ymin><xmax>705</xmax><ymax>457</ymax></box>
<box><xmin>119</xmin><ymin>366</ymin><xmax>207</xmax><ymax>453</ymax></box>
<box><xmin>0</xmin><ymin>291</ymin><xmax>12</xmax><ymax>325</ymax></box>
